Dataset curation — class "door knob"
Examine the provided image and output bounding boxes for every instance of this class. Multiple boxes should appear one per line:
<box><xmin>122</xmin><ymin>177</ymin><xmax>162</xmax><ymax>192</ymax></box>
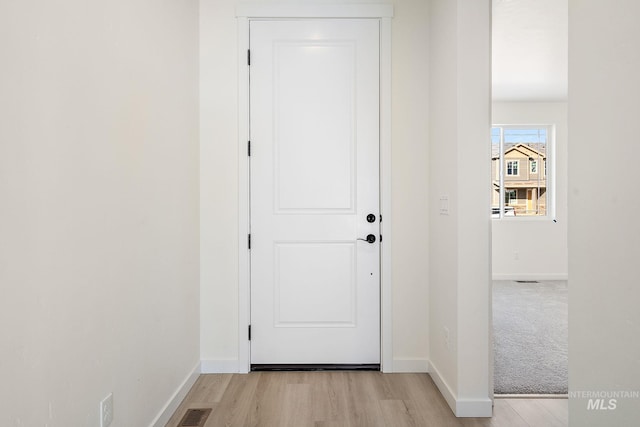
<box><xmin>358</xmin><ymin>234</ymin><xmax>376</xmax><ymax>244</ymax></box>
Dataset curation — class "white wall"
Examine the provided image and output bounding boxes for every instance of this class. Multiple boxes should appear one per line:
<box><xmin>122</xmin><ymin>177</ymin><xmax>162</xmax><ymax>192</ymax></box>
<box><xmin>492</xmin><ymin>102</ymin><xmax>568</xmax><ymax>280</ymax></box>
<box><xmin>0</xmin><ymin>1</ymin><xmax>200</xmax><ymax>426</ymax></box>
<box><xmin>200</xmin><ymin>0</ymin><xmax>430</xmax><ymax>372</ymax></box>
<box><xmin>569</xmin><ymin>1</ymin><xmax>640</xmax><ymax>425</ymax></box>
<box><xmin>428</xmin><ymin>0</ymin><xmax>492</xmax><ymax>417</ymax></box>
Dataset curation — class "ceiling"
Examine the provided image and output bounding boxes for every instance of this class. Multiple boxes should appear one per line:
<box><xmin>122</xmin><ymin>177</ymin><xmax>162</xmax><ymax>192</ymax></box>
<box><xmin>492</xmin><ymin>0</ymin><xmax>568</xmax><ymax>101</ymax></box>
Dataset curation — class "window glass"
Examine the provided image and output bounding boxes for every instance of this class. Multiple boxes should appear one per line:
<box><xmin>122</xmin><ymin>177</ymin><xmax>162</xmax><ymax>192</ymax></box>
<box><xmin>491</xmin><ymin>126</ymin><xmax>551</xmax><ymax>218</ymax></box>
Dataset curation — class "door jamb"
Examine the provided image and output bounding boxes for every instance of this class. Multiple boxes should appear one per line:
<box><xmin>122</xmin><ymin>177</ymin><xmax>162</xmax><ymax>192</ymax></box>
<box><xmin>236</xmin><ymin>4</ymin><xmax>393</xmax><ymax>373</ymax></box>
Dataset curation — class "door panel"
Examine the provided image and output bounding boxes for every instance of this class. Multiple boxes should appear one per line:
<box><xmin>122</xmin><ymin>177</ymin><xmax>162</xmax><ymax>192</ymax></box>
<box><xmin>274</xmin><ymin>242</ymin><xmax>356</xmax><ymax>327</ymax></box>
<box><xmin>274</xmin><ymin>41</ymin><xmax>356</xmax><ymax>212</ymax></box>
<box><xmin>250</xmin><ymin>19</ymin><xmax>380</xmax><ymax>365</ymax></box>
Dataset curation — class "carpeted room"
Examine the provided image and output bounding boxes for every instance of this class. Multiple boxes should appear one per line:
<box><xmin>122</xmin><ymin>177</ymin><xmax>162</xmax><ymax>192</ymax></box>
<box><xmin>493</xmin><ymin>280</ymin><xmax>568</xmax><ymax>395</ymax></box>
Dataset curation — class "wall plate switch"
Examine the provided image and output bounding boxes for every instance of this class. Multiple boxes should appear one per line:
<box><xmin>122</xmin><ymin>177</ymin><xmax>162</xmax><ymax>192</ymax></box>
<box><xmin>439</xmin><ymin>196</ymin><xmax>449</xmax><ymax>215</ymax></box>
<box><xmin>100</xmin><ymin>393</ymin><xmax>113</xmax><ymax>427</ymax></box>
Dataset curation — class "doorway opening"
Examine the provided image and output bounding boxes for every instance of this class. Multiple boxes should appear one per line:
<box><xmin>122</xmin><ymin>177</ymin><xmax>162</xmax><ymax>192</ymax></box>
<box><xmin>491</xmin><ymin>0</ymin><xmax>568</xmax><ymax>397</ymax></box>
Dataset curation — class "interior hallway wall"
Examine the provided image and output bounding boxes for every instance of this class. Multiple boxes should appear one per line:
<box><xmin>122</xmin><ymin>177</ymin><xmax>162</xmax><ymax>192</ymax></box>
<box><xmin>568</xmin><ymin>0</ymin><xmax>640</xmax><ymax>424</ymax></box>
<box><xmin>0</xmin><ymin>1</ymin><xmax>200</xmax><ymax>425</ymax></box>
<box><xmin>428</xmin><ymin>0</ymin><xmax>492</xmax><ymax>416</ymax></box>
<box><xmin>199</xmin><ymin>0</ymin><xmax>430</xmax><ymax>371</ymax></box>
<box><xmin>491</xmin><ymin>102</ymin><xmax>568</xmax><ymax>280</ymax></box>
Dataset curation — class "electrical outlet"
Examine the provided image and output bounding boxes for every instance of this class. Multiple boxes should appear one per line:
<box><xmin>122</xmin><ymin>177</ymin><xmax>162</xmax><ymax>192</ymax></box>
<box><xmin>100</xmin><ymin>393</ymin><xmax>113</xmax><ymax>427</ymax></box>
<box><xmin>514</xmin><ymin>251</ymin><xmax>519</xmax><ymax>260</ymax></box>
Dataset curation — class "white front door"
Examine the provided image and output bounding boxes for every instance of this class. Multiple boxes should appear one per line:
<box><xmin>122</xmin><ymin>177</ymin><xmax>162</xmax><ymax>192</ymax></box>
<box><xmin>250</xmin><ymin>19</ymin><xmax>380</xmax><ymax>365</ymax></box>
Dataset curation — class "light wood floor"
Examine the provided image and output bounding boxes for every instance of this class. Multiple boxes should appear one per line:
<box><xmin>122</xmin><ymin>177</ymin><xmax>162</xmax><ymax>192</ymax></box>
<box><xmin>165</xmin><ymin>372</ymin><xmax>567</xmax><ymax>427</ymax></box>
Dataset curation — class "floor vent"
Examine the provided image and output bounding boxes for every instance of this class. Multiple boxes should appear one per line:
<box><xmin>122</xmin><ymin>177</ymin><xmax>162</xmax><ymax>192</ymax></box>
<box><xmin>178</xmin><ymin>408</ymin><xmax>212</xmax><ymax>427</ymax></box>
<box><xmin>516</xmin><ymin>280</ymin><xmax>539</xmax><ymax>283</ymax></box>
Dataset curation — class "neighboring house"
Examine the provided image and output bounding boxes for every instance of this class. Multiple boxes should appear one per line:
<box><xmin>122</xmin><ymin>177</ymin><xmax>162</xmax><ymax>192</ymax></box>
<box><xmin>492</xmin><ymin>143</ymin><xmax>546</xmax><ymax>215</ymax></box>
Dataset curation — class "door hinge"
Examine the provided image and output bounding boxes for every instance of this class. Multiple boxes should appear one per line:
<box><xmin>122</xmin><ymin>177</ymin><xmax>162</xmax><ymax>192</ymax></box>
<box><xmin>247</xmin><ymin>49</ymin><xmax>251</xmax><ymax>66</ymax></box>
<box><xmin>248</xmin><ymin>234</ymin><xmax>251</xmax><ymax>249</ymax></box>
<box><xmin>248</xmin><ymin>140</ymin><xmax>251</xmax><ymax>156</ymax></box>
<box><xmin>248</xmin><ymin>325</ymin><xmax>251</xmax><ymax>340</ymax></box>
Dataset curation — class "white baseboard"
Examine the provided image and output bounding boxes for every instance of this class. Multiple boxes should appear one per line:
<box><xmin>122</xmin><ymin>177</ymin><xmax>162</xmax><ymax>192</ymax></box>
<box><xmin>150</xmin><ymin>361</ymin><xmax>201</xmax><ymax>427</ymax></box>
<box><xmin>201</xmin><ymin>359</ymin><xmax>241</xmax><ymax>373</ymax></box>
<box><xmin>428</xmin><ymin>361</ymin><xmax>458</xmax><ymax>414</ymax></box>
<box><xmin>392</xmin><ymin>358</ymin><xmax>429</xmax><ymax>373</ymax></box>
<box><xmin>492</xmin><ymin>273</ymin><xmax>568</xmax><ymax>281</ymax></box>
<box><xmin>455</xmin><ymin>398</ymin><xmax>493</xmax><ymax>417</ymax></box>
<box><xmin>428</xmin><ymin>361</ymin><xmax>493</xmax><ymax>418</ymax></box>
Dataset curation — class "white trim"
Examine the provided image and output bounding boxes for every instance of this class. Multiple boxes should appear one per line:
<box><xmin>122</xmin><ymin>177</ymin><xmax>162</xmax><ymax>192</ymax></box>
<box><xmin>201</xmin><ymin>359</ymin><xmax>242</xmax><ymax>374</ymax></box>
<box><xmin>392</xmin><ymin>358</ymin><xmax>429</xmax><ymax>373</ymax></box>
<box><xmin>493</xmin><ymin>124</ymin><xmax>556</xmax><ymax>220</ymax></box>
<box><xmin>236</xmin><ymin>3</ymin><xmax>394</xmax><ymax>18</ymax></box>
<box><xmin>455</xmin><ymin>398</ymin><xmax>493</xmax><ymax>418</ymax></box>
<box><xmin>379</xmin><ymin>16</ymin><xmax>393</xmax><ymax>373</ymax></box>
<box><xmin>237</xmin><ymin>6</ymin><xmax>394</xmax><ymax>373</ymax></box>
<box><xmin>506</xmin><ymin>159</ymin><xmax>519</xmax><ymax>176</ymax></box>
<box><xmin>492</xmin><ymin>273</ymin><xmax>568</xmax><ymax>281</ymax></box>
<box><xmin>429</xmin><ymin>361</ymin><xmax>493</xmax><ymax>418</ymax></box>
<box><xmin>237</xmin><ymin>16</ymin><xmax>251</xmax><ymax>375</ymax></box>
<box><xmin>149</xmin><ymin>361</ymin><xmax>201</xmax><ymax>427</ymax></box>
<box><xmin>429</xmin><ymin>361</ymin><xmax>458</xmax><ymax>416</ymax></box>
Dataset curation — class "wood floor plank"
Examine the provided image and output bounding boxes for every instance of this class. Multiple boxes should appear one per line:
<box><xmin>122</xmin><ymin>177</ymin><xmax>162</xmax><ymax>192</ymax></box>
<box><xmin>164</xmin><ymin>373</ymin><xmax>568</xmax><ymax>427</ymax></box>
<box><xmin>343</xmin><ymin>372</ymin><xmax>386</xmax><ymax>427</ymax></box>
<box><xmin>535</xmin><ymin>398</ymin><xmax>569</xmax><ymax>426</ymax></box>
<box><xmin>281</xmin><ymin>382</ymin><xmax>313</xmax><ymax>426</ymax></box>
<box><xmin>245</xmin><ymin>372</ymin><xmax>287</xmax><ymax>427</ymax></box>
<box><xmin>380</xmin><ymin>399</ymin><xmax>428</xmax><ymax>427</ymax></box>
<box><xmin>506</xmin><ymin>398</ymin><xmax>567</xmax><ymax>427</ymax></box>
<box><xmin>308</xmin><ymin>371</ymin><xmax>351</xmax><ymax>424</ymax></box>
<box><xmin>399</xmin><ymin>374</ymin><xmax>464</xmax><ymax>427</ymax></box>
<box><xmin>202</xmin><ymin>373</ymin><xmax>260</xmax><ymax>427</ymax></box>
<box><xmin>165</xmin><ymin>374</ymin><xmax>232</xmax><ymax>426</ymax></box>
<box><xmin>462</xmin><ymin>399</ymin><xmax>528</xmax><ymax>427</ymax></box>
<box><xmin>187</xmin><ymin>374</ymin><xmax>233</xmax><ymax>405</ymax></box>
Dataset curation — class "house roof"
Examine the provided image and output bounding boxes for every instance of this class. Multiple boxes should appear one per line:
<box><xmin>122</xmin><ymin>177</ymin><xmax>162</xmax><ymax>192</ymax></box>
<box><xmin>492</xmin><ymin>143</ymin><xmax>546</xmax><ymax>160</ymax></box>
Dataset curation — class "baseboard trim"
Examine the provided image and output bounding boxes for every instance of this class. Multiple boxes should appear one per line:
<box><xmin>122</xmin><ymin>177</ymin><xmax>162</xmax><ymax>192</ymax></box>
<box><xmin>455</xmin><ymin>398</ymin><xmax>493</xmax><ymax>417</ymax></box>
<box><xmin>492</xmin><ymin>273</ymin><xmax>568</xmax><ymax>281</ymax></box>
<box><xmin>150</xmin><ymin>361</ymin><xmax>201</xmax><ymax>427</ymax></box>
<box><xmin>201</xmin><ymin>359</ymin><xmax>241</xmax><ymax>374</ymax></box>
<box><xmin>392</xmin><ymin>358</ymin><xmax>429</xmax><ymax>373</ymax></box>
<box><xmin>429</xmin><ymin>361</ymin><xmax>493</xmax><ymax>418</ymax></box>
<box><xmin>428</xmin><ymin>361</ymin><xmax>458</xmax><ymax>415</ymax></box>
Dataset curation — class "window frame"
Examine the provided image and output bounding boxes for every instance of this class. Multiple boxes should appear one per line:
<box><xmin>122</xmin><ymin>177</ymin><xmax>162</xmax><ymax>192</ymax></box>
<box><xmin>491</xmin><ymin>124</ymin><xmax>555</xmax><ymax>220</ymax></box>
<box><xmin>506</xmin><ymin>160</ymin><xmax>519</xmax><ymax>176</ymax></box>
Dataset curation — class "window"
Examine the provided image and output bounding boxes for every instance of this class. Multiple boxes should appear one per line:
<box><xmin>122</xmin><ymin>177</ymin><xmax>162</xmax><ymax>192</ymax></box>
<box><xmin>491</xmin><ymin>126</ymin><xmax>553</xmax><ymax>218</ymax></box>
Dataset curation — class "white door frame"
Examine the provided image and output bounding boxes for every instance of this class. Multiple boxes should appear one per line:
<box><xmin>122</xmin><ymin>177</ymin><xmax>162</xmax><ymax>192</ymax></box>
<box><xmin>236</xmin><ymin>3</ymin><xmax>393</xmax><ymax>373</ymax></box>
